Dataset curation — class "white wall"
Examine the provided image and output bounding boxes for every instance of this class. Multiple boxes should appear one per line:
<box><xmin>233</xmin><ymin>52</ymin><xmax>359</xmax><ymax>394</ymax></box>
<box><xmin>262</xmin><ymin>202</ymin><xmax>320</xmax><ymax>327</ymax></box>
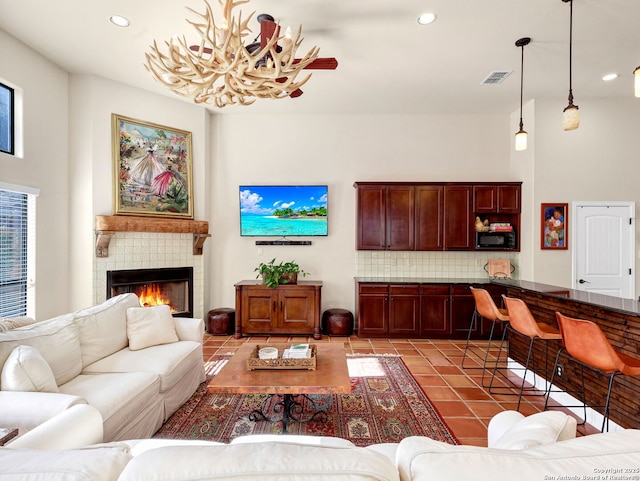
<box><xmin>209</xmin><ymin>114</ymin><xmax>514</xmax><ymax>313</ymax></box>
<box><xmin>0</xmin><ymin>30</ymin><xmax>70</xmax><ymax>319</ymax></box>
<box><xmin>532</xmin><ymin>98</ymin><xmax>640</xmax><ymax>290</ymax></box>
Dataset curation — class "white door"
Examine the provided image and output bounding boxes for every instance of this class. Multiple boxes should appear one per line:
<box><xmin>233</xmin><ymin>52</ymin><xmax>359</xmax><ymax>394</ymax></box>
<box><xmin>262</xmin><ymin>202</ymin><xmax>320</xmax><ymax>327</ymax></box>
<box><xmin>573</xmin><ymin>202</ymin><xmax>635</xmax><ymax>299</ymax></box>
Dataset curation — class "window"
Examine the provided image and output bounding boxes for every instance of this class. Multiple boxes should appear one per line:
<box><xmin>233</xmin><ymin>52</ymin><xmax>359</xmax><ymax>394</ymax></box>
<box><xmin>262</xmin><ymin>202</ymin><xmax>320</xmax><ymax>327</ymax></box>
<box><xmin>0</xmin><ymin>184</ymin><xmax>38</xmax><ymax>317</ymax></box>
<box><xmin>0</xmin><ymin>82</ymin><xmax>14</xmax><ymax>155</ymax></box>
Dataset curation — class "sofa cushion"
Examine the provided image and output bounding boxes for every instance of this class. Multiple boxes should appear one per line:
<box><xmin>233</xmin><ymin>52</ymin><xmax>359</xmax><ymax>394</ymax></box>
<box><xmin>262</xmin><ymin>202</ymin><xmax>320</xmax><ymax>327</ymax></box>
<box><xmin>0</xmin><ymin>314</ymin><xmax>82</xmax><ymax>387</ymax></box>
<box><xmin>490</xmin><ymin>410</ymin><xmax>577</xmax><ymax>449</ymax></box>
<box><xmin>0</xmin><ymin>444</ymin><xmax>132</xmax><ymax>481</ymax></box>
<box><xmin>117</xmin><ymin>441</ymin><xmax>400</xmax><ymax>481</ymax></box>
<box><xmin>83</xmin><ymin>340</ymin><xmax>201</xmax><ymax>393</ymax></box>
<box><xmin>74</xmin><ymin>293</ymin><xmax>140</xmax><ymax>367</ymax></box>
<box><xmin>59</xmin><ymin>372</ymin><xmax>160</xmax><ymax>427</ymax></box>
<box><xmin>1</xmin><ymin>345</ymin><xmax>59</xmax><ymax>392</ymax></box>
<box><xmin>0</xmin><ymin>316</ymin><xmax>37</xmax><ymax>332</ymax></box>
<box><xmin>396</xmin><ymin>430</ymin><xmax>640</xmax><ymax>481</ymax></box>
<box><xmin>126</xmin><ymin>305</ymin><xmax>179</xmax><ymax>351</ymax></box>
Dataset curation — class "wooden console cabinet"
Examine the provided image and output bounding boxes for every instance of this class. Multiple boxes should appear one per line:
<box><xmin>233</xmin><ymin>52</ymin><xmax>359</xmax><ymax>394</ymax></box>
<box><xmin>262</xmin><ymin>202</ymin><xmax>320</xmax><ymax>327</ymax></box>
<box><xmin>234</xmin><ymin>280</ymin><xmax>322</xmax><ymax>339</ymax></box>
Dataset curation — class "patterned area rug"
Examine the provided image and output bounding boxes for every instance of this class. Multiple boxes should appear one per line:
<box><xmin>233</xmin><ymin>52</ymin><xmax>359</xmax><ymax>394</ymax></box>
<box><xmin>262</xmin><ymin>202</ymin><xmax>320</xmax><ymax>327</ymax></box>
<box><xmin>154</xmin><ymin>355</ymin><xmax>458</xmax><ymax>447</ymax></box>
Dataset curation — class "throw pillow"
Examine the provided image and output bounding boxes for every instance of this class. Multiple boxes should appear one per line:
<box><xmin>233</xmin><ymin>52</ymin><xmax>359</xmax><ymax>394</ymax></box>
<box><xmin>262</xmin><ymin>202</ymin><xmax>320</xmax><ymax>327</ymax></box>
<box><xmin>126</xmin><ymin>305</ymin><xmax>179</xmax><ymax>351</ymax></box>
<box><xmin>0</xmin><ymin>316</ymin><xmax>37</xmax><ymax>333</ymax></box>
<box><xmin>491</xmin><ymin>410</ymin><xmax>577</xmax><ymax>450</ymax></box>
<box><xmin>1</xmin><ymin>345</ymin><xmax>59</xmax><ymax>392</ymax></box>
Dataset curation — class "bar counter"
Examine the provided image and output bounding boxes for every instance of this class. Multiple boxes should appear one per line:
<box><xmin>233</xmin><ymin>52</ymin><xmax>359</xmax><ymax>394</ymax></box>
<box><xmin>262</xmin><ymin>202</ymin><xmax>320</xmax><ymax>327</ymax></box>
<box><xmin>491</xmin><ymin>278</ymin><xmax>640</xmax><ymax>430</ymax></box>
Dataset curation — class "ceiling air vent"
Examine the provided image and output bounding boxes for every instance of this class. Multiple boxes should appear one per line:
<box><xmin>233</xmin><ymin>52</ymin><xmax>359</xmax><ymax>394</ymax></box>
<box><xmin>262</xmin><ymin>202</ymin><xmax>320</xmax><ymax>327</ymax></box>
<box><xmin>481</xmin><ymin>71</ymin><xmax>512</xmax><ymax>85</ymax></box>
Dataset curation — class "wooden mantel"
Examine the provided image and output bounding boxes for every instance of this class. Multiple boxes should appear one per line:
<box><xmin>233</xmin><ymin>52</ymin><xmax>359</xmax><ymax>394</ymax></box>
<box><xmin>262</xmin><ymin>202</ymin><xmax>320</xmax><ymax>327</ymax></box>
<box><xmin>95</xmin><ymin>215</ymin><xmax>211</xmax><ymax>258</ymax></box>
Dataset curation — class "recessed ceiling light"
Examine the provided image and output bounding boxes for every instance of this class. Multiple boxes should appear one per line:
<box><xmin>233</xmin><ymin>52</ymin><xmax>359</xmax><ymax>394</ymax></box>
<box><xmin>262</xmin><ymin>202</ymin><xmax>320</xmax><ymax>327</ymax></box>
<box><xmin>602</xmin><ymin>73</ymin><xmax>619</xmax><ymax>82</ymax></box>
<box><xmin>417</xmin><ymin>12</ymin><xmax>437</xmax><ymax>25</ymax></box>
<box><xmin>110</xmin><ymin>15</ymin><xmax>130</xmax><ymax>28</ymax></box>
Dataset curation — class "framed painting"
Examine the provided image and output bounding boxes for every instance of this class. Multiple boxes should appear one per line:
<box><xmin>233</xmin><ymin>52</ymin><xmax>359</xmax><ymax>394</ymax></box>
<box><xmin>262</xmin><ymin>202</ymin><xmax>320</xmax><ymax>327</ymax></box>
<box><xmin>112</xmin><ymin>114</ymin><xmax>193</xmax><ymax>219</ymax></box>
<box><xmin>541</xmin><ymin>203</ymin><xmax>568</xmax><ymax>250</ymax></box>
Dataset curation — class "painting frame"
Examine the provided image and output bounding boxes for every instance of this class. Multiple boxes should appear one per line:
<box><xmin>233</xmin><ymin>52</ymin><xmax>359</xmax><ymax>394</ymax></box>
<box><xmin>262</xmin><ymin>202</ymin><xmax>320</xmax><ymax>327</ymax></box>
<box><xmin>541</xmin><ymin>203</ymin><xmax>568</xmax><ymax>250</ymax></box>
<box><xmin>112</xmin><ymin>114</ymin><xmax>194</xmax><ymax>219</ymax></box>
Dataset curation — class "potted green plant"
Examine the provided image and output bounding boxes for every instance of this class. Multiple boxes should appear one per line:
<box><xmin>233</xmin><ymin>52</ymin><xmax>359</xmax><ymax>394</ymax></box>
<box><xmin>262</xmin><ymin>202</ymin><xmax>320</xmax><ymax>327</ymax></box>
<box><xmin>255</xmin><ymin>258</ymin><xmax>308</xmax><ymax>288</ymax></box>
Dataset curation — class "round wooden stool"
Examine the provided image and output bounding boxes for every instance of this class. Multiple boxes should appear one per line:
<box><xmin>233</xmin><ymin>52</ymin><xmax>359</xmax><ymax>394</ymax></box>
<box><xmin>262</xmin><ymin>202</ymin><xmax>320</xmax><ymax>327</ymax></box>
<box><xmin>322</xmin><ymin>308</ymin><xmax>353</xmax><ymax>336</ymax></box>
<box><xmin>207</xmin><ymin>308</ymin><xmax>235</xmax><ymax>335</ymax></box>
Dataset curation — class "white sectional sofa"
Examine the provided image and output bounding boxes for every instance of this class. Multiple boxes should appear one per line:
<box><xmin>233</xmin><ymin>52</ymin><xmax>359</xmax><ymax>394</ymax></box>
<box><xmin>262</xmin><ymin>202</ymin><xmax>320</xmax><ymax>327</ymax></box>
<box><xmin>2</xmin><ymin>407</ymin><xmax>640</xmax><ymax>481</ymax></box>
<box><xmin>0</xmin><ymin>293</ymin><xmax>205</xmax><ymax>442</ymax></box>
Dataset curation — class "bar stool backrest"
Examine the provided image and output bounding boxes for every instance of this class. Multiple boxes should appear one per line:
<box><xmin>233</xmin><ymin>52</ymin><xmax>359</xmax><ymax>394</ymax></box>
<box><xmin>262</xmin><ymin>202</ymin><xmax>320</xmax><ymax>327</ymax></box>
<box><xmin>555</xmin><ymin>312</ymin><xmax>624</xmax><ymax>373</ymax></box>
<box><xmin>502</xmin><ymin>295</ymin><xmax>545</xmax><ymax>338</ymax></box>
<box><xmin>470</xmin><ymin>287</ymin><xmax>508</xmax><ymax>321</ymax></box>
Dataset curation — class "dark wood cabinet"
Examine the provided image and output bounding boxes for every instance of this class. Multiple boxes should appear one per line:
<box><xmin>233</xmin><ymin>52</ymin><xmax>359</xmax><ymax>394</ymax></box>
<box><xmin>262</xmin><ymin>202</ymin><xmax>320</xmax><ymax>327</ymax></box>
<box><xmin>389</xmin><ymin>284</ymin><xmax>420</xmax><ymax>336</ymax></box>
<box><xmin>357</xmin><ymin>283</ymin><xmax>389</xmax><ymax>337</ymax></box>
<box><xmin>356</xmin><ymin>184</ymin><xmax>414</xmax><ymax>250</ymax></box>
<box><xmin>444</xmin><ymin>185</ymin><xmax>473</xmax><ymax>250</ymax></box>
<box><xmin>356</xmin><ymin>181</ymin><xmax>520</xmax><ymax>252</ymax></box>
<box><xmin>450</xmin><ymin>284</ymin><xmax>507</xmax><ymax>339</ymax></box>
<box><xmin>420</xmin><ymin>284</ymin><xmax>450</xmax><ymax>337</ymax></box>
<box><xmin>415</xmin><ymin>185</ymin><xmax>444</xmax><ymax>250</ymax></box>
<box><xmin>474</xmin><ymin>185</ymin><xmax>521</xmax><ymax>213</ymax></box>
<box><xmin>357</xmin><ymin>281</ymin><xmax>506</xmax><ymax>339</ymax></box>
<box><xmin>235</xmin><ymin>280</ymin><xmax>322</xmax><ymax>339</ymax></box>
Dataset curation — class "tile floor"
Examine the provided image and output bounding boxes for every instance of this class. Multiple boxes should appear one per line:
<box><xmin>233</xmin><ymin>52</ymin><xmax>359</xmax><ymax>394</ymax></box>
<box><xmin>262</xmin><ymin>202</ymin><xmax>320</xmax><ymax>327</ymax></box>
<box><xmin>202</xmin><ymin>334</ymin><xmax>596</xmax><ymax>446</ymax></box>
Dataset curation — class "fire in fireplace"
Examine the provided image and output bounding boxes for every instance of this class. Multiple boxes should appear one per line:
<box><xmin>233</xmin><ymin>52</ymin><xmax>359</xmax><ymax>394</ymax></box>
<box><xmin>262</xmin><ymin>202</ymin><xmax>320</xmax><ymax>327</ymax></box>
<box><xmin>106</xmin><ymin>267</ymin><xmax>193</xmax><ymax>317</ymax></box>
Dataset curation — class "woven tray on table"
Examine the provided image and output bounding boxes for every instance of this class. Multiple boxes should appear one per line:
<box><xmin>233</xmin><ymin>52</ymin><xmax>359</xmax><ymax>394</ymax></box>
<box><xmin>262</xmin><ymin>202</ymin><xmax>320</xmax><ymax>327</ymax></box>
<box><xmin>246</xmin><ymin>344</ymin><xmax>317</xmax><ymax>371</ymax></box>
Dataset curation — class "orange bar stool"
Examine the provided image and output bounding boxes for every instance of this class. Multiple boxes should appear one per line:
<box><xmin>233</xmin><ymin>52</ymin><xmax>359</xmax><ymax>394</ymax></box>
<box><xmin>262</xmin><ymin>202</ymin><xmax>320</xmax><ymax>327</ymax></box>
<box><xmin>545</xmin><ymin>312</ymin><xmax>640</xmax><ymax>432</ymax></box>
<box><xmin>462</xmin><ymin>287</ymin><xmax>510</xmax><ymax>387</ymax></box>
<box><xmin>499</xmin><ymin>296</ymin><xmax>562</xmax><ymax>409</ymax></box>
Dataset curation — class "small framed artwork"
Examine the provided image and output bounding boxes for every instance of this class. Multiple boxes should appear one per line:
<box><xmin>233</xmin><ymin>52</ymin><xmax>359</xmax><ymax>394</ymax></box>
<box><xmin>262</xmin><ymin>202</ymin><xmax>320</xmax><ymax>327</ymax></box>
<box><xmin>112</xmin><ymin>114</ymin><xmax>193</xmax><ymax>219</ymax></box>
<box><xmin>541</xmin><ymin>203</ymin><xmax>568</xmax><ymax>249</ymax></box>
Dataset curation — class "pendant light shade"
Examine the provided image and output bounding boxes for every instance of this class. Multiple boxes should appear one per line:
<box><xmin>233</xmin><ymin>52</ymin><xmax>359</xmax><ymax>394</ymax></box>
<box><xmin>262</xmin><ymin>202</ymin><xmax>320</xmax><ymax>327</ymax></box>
<box><xmin>634</xmin><ymin>66</ymin><xmax>640</xmax><ymax>97</ymax></box>
<box><xmin>515</xmin><ymin>37</ymin><xmax>531</xmax><ymax>151</ymax></box>
<box><xmin>562</xmin><ymin>0</ymin><xmax>580</xmax><ymax>131</ymax></box>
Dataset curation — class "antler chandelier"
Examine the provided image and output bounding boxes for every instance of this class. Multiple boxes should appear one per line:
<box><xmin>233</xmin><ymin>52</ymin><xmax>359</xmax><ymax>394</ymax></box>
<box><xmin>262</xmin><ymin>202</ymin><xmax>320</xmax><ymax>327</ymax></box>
<box><xmin>145</xmin><ymin>0</ymin><xmax>326</xmax><ymax>108</ymax></box>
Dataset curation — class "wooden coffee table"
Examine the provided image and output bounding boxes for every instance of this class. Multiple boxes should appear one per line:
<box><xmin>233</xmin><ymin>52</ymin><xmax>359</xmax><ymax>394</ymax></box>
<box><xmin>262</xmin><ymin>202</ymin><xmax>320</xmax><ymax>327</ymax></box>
<box><xmin>208</xmin><ymin>343</ymin><xmax>350</xmax><ymax>433</ymax></box>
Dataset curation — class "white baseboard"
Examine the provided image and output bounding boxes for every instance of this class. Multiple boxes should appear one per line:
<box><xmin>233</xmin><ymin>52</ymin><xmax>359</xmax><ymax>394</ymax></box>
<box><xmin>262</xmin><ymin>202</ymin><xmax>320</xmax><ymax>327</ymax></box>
<box><xmin>506</xmin><ymin>358</ymin><xmax>622</xmax><ymax>432</ymax></box>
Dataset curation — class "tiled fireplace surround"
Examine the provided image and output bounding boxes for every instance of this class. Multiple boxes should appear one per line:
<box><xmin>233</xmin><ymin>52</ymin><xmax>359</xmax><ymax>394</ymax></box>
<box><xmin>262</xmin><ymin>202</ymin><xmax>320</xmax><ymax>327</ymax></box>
<box><xmin>94</xmin><ymin>232</ymin><xmax>205</xmax><ymax>319</ymax></box>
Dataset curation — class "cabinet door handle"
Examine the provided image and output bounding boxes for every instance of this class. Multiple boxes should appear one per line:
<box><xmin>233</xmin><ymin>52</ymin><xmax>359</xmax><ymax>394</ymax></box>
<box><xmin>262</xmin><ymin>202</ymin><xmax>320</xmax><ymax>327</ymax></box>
<box><xmin>273</xmin><ymin>301</ymin><xmax>277</xmax><ymax>312</ymax></box>
<box><xmin>280</xmin><ymin>301</ymin><xmax>283</xmax><ymax>312</ymax></box>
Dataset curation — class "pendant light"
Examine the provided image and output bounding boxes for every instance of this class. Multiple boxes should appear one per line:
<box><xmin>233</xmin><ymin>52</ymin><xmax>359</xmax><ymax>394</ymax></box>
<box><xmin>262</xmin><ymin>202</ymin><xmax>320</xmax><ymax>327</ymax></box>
<box><xmin>515</xmin><ymin>37</ymin><xmax>531</xmax><ymax>151</ymax></box>
<box><xmin>561</xmin><ymin>0</ymin><xmax>580</xmax><ymax>131</ymax></box>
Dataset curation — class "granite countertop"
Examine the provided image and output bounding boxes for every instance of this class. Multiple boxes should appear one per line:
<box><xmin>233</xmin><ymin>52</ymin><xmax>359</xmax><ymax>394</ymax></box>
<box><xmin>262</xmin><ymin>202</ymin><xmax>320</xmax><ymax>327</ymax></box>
<box><xmin>491</xmin><ymin>278</ymin><xmax>640</xmax><ymax>317</ymax></box>
<box><xmin>355</xmin><ymin>277</ymin><xmax>491</xmax><ymax>284</ymax></box>
<box><xmin>355</xmin><ymin>277</ymin><xmax>640</xmax><ymax>317</ymax></box>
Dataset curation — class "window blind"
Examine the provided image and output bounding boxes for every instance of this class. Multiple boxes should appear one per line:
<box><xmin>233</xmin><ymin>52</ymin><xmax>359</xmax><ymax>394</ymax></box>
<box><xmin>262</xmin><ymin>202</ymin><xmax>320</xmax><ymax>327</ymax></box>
<box><xmin>0</xmin><ymin>185</ymin><xmax>37</xmax><ymax>317</ymax></box>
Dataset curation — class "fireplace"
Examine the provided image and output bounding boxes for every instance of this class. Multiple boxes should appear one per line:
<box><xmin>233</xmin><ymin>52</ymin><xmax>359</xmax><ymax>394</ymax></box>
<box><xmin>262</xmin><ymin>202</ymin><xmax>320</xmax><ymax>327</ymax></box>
<box><xmin>106</xmin><ymin>267</ymin><xmax>194</xmax><ymax>317</ymax></box>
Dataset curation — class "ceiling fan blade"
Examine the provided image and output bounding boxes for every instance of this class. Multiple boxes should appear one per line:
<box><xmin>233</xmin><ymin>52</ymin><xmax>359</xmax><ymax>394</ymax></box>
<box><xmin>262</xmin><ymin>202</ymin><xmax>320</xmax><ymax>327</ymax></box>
<box><xmin>259</xmin><ymin>16</ymin><xmax>279</xmax><ymax>48</ymax></box>
<box><xmin>299</xmin><ymin>57</ymin><xmax>338</xmax><ymax>70</ymax></box>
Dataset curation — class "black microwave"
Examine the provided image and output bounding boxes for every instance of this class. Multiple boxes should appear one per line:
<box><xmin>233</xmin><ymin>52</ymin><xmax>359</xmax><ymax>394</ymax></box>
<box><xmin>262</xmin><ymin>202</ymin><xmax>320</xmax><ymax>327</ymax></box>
<box><xmin>476</xmin><ymin>231</ymin><xmax>516</xmax><ymax>250</ymax></box>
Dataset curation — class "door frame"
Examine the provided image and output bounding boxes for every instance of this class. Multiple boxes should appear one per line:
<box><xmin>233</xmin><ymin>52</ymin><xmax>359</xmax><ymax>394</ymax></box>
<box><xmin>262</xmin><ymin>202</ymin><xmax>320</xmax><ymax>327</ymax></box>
<box><xmin>571</xmin><ymin>201</ymin><xmax>636</xmax><ymax>299</ymax></box>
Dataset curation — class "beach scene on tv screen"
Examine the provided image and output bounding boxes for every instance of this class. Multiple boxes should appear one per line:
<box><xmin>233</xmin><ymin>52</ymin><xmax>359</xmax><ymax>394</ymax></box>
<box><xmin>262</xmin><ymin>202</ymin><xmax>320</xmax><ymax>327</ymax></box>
<box><xmin>240</xmin><ymin>185</ymin><xmax>328</xmax><ymax>236</ymax></box>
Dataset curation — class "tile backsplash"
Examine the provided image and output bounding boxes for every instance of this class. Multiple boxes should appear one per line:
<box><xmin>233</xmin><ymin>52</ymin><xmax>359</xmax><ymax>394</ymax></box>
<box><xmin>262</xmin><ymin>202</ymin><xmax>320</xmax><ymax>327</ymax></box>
<box><xmin>356</xmin><ymin>251</ymin><xmax>520</xmax><ymax>279</ymax></box>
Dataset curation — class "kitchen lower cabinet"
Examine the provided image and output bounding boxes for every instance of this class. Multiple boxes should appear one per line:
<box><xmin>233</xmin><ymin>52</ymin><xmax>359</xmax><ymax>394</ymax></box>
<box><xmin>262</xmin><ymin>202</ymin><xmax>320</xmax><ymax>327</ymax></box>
<box><xmin>388</xmin><ymin>284</ymin><xmax>420</xmax><ymax>337</ymax></box>
<box><xmin>235</xmin><ymin>280</ymin><xmax>322</xmax><ymax>339</ymax></box>
<box><xmin>420</xmin><ymin>284</ymin><xmax>451</xmax><ymax>337</ymax></box>
<box><xmin>356</xmin><ymin>281</ymin><xmax>506</xmax><ymax>339</ymax></box>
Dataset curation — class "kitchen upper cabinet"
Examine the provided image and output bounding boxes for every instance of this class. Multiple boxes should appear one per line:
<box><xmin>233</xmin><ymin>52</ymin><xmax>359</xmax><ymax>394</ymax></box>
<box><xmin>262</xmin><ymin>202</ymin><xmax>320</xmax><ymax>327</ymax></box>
<box><xmin>444</xmin><ymin>185</ymin><xmax>473</xmax><ymax>250</ymax></box>
<box><xmin>474</xmin><ymin>185</ymin><xmax>521</xmax><ymax>213</ymax></box>
<box><xmin>415</xmin><ymin>185</ymin><xmax>444</xmax><ymax>250</ymax></box>
<box><xmin>356</xmin><ymin>184</ymin><xmax>414</xmax><ymax>250</ymax></box>
<box><xmin>355</xmin><ymin>182</ymin><xmax>521</xmax><ymax>252</ymax></box>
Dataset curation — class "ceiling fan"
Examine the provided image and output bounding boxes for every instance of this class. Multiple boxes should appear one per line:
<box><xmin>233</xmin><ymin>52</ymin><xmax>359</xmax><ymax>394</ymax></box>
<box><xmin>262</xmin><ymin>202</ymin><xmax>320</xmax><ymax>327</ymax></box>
<box><xmin>189</xmin><ymin>13</ymin><xmax>338</xmax><ymax>99</ymax></box>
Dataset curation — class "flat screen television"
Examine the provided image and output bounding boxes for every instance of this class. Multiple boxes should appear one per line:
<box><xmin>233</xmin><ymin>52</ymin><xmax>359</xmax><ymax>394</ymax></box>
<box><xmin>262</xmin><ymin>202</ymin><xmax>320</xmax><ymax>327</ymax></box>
<box><xmin>239</xmin><ymin>185</ymin><xmax>328</xmax><ymax>237</ymax></box>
